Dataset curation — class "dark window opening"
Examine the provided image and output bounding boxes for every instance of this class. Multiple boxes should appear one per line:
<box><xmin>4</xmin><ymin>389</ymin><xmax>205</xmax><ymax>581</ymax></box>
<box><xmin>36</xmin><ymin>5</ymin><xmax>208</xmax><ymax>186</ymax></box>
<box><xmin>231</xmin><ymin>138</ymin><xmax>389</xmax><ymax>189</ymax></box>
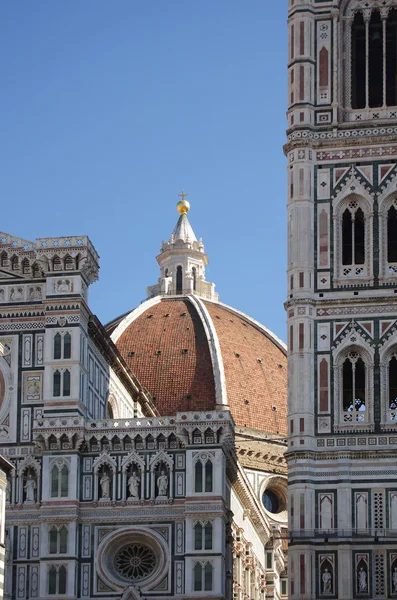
<box><xmin>192</xmin><ymin>267</ymin><xmax>197</xmax><ymax>291</ymax></box>
<box><xmin>386</xmin><ymin>9</ymin><xmax>397</xmax><ymax>106</ymax></box>
<box><xmin>342</xmin><ymin>209</ymin><xmax>353</xmax><ymax>265</ymax></box>
<box><xmin>352</xmin><ymin>12</ymin><xmax>366</xmax><ymax>109</ymax></box>
<box><xmin>389</xmin><ymin>355</ymin><xmax>397</xmax><ymax>409</ymax></box>
<box><xmin>343</xmin><ymin>356</ymin><xmax>366</xmax><ymax>411</ymax></box>
<box><xmin>355</xmin><ymin>208</ymin><xmax>365</xmax><ymax>264</ymax></box>
<box><xmin>388</xmin><ymin>205</ymin><xmax>397</xmax><ymax>262</ymax></box>
<box><xmin>54</xmin><ymin>334</ymin><xmax>62</xmax><ymax>360</ymax></box>
<box><xmin>176</xmin><ymin>265</ymin><xmax>183</xmax><ymax>294</ymax></box>
<box><xmin>63</xmin><ymin>333</ymin><xmax>71</xmax><ymax>359</ymax></box>
<box><xmin>369</xmin><ymin>11</ymin><xmax>383</xmax><ymax>108</ymax></box>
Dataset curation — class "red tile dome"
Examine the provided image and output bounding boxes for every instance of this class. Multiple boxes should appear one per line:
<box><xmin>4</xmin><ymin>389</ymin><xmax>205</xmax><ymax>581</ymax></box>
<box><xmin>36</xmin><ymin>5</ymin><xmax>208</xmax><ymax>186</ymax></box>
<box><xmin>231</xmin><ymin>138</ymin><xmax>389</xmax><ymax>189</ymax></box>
<box><xmin>109</xmin><ymin>295</ymin><xmax>287</xmax><ymax>436</ymax></box>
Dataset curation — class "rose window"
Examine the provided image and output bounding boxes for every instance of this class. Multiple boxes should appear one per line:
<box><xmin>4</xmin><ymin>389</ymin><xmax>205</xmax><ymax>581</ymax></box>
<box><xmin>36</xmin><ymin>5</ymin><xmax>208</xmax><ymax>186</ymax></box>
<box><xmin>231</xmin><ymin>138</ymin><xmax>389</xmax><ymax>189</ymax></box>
<box><xmin>114</xmin><ymin>544</ymin><xmax>156</xmax><ymax>581</ymax></box>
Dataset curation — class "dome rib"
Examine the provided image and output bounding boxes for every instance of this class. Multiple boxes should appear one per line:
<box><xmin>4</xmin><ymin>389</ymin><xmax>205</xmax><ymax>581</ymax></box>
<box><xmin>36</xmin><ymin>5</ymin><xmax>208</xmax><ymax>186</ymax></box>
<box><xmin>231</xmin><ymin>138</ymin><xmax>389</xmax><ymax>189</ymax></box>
<box><xmin>187</xmin><ymin>295</ymin><xmax>228</xmax><ymax>408</ymax></box>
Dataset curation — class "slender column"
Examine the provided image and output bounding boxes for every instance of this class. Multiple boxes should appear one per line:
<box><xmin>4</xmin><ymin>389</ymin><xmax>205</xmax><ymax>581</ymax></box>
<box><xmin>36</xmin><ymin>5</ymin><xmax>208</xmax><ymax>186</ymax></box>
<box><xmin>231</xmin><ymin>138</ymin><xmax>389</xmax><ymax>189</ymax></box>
<box><xmin>381</xmin><ymin>8</ymin><xmax>389</xmax><ymax>108</ymax></box>
<box><xmin>94</xmin><ymin>472</ymin><xmax>98</xmax><ymax>501</ymax></box>
<box><xmin>150</xmin><ymin>470</ymin><xmax>155</xmax><ymax>500</ymax></box>
<box><xmin>122</xmin><ymin>470</ymin><xmax>126</xmax><ymax>501</ymax></box>
<box><xmin>345</xmin><ymin>17</ymin><xmax>354</xmax><ymax>109</ymax></box>
<box><xmin>112</xmin><ymin>470</ymin><xmax>116</xmax><ymax>501</ymax></box>
<box><xmin>140</xmin><ymin>470</ymin><xmax>144</xmax><ymax>499</ymax></box>
<box><xmin>11</xmin><ymin>471</ymin><xmax>16</xmax><ymax>505</ymax></box>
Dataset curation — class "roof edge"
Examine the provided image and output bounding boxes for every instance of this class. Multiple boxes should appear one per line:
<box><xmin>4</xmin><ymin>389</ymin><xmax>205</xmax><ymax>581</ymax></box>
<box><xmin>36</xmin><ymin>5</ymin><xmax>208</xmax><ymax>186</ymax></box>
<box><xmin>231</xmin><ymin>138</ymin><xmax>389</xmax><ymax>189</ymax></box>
<box><xmin>110</xmin><ymin>296</ymin><xmax>163</xmax><ymax>344</ymax></box>
<box><xmin>204</xmin><ymin>298</ymin><xmax>287</xmax><ymax>355</ymax></box>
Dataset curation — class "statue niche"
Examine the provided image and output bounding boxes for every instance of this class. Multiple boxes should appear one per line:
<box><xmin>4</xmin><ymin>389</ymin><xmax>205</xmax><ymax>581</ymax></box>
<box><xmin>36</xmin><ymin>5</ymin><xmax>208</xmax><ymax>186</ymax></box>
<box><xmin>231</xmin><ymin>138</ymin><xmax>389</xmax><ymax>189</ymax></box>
<box><xmin>23</xmin><ymin>469</ymin><xmax>37</xmax><ymax>504</ymax></box>
<box><xmin>156</xmin><ymin>462</ymin><xmax>169</xmax><ymax>498</ymax></box>
<box><xmin>99</xmin><ymin>467</ymin><xmax>112</xmax><ymax>500</ymax></box>
<box><xmin>127</xmin><ymin>466</ymin><xmax>141</xmax><ymax>500</ymax></box>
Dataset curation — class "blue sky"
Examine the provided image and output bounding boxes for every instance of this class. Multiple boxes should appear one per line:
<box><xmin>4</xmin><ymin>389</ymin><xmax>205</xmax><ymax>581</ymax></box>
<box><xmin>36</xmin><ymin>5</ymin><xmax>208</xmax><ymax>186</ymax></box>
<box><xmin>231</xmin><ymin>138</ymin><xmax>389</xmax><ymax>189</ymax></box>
<box><xmin>1</xmin><ymin>1</ymin><xmax>288</xmax><ymax>341</ymax></box>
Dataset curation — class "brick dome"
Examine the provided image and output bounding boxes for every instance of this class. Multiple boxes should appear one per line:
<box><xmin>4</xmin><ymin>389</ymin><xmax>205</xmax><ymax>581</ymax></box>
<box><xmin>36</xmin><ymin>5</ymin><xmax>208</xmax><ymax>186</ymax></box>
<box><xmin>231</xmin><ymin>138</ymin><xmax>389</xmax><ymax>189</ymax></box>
<box><xmin>108</xmin><ymin>295</ymin><xmax>287</xmax><ymax>436</ymax></box>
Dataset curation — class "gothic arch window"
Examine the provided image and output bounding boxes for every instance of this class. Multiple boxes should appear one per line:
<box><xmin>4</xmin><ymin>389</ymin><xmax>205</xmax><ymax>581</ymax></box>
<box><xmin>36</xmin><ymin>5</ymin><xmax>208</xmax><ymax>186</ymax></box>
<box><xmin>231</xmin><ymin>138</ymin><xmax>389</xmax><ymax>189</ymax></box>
<box><xmin>53</xmin><ymin>332</ymin><xmax>72</xmax><ymax>360</ymax></box>
<box><xmin>342</xmin><ymin>352</ymin><xmax>366</xmax><ymax>414</ymax></box>
<box><xmin>0</xmin><ymin>252</ymin><xmax>8</xmax><ymax>267</ymax></box>
<box><xmin>194</xmin><ymin>522</ymin><xmax>213</xmax><ymax>550</ymax></box>
<box><xmin>32</xmin><ymin>262</ymin><xmax>41</xmax><ymax>278</ymax></box>
<box><xmin>345</xmin><ymin>5</ymin><xmax>397</xmax><ymax>113</ymax></box>
<box><xmin>48</xmin><ymin>565</ymin><xmax>67</xmax><ymax>595</ymax></box>
<box><xmin>388</xmin><ymin>204</ymin><xmax>397</xmax><ymax>262</ymax></box>
<box><xmin>64</xmin><ymin>255</ymin><xmax>75</xmax><ymax>270</ymax></box>
<box><xmin>388</xmin><ymin>354</ymin><xmax>397</xmax><ymax>421</ymax></box>
<box><xmin>334</xmin><ymin>343</ymin><xmax>374</xmax><ymax>431</ymax></box>
<box><xmin>377</xmin><ymin>194</ymin><xmax>397</xmax><ymax>281</ymax></box>
<box><xmin>51</xmin><ymin>463</ymin><xmax>69</xmax><ymax>498</ymax></box>
<box><xmin>52</xmin><ymin>256</ymin><xmax>62</xmax><ymax>271</ymax></box>
<box><xmin>49</xmin><ymin>526</ymin><xmax>68</xmax><ymax>554</ymax></box>
<box><xmin>176</xmin><ymin>265</ymin><xmax>183</xmax><ymax>294</ymax></box>
<box><xmin>53</xmin><ymin>369</ymin><xmax>71</xmax><ymax>397</ymax></box>
<box><xmin>194</xmin><ymin>455</ymin><xmax>213</xmax><ymax>493</ymax></box>
<box><xmin>342</xmin><ymin>206</ymin><xmax>365</xmax><ymax>266</ymax></box>
<box><xmin>21</xmin><ymin>258</ymin><xmax>30</xmax><ymax>274</ymax></box>
<box><xmin>379</xmin><ymin>345</ymin><xmax>397</xmax><ymax>427</ymax></box>
<box><xmin>193</xmin><ymin>562</ymin><xmax>213</xmax><ymax>592</ymax></box>
<box><xmin>334</xmin><ymin>195</ymin><xmax>372</xmax><ymax>285</ymax></box>
<box><xmin>11</xmin><ymin>255</ymin><xmax>19</xmax><ymax>271</ymax></box>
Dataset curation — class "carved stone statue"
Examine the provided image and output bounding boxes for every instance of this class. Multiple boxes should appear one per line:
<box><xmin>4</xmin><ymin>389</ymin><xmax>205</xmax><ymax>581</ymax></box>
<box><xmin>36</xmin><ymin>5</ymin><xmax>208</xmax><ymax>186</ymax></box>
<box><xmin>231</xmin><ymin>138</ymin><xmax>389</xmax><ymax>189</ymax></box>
<box><xmin>24</xmin><ymin>473</ymin><xmax>36</xmax><ymax>503</ymax></box>
<box><xmin>322</xmin><ymin>568</ymin><xmax>332</xmax><ymax>593</ymax></box>
<box><xmin>358</xmin><ymin>567</ymin><xmax>367</xmax><ymax>592</ymax></box>
<box><xmin>100</xmin><ymin>472</ymin><xmax>110</xmax><ymax>499</ymax></box>
<box><xmin>157</xmin><ymin>470</ymin><xmax>168</xmax><ymax>497</ymax></box>
<box><xmin>128</xmin><ymin>472</ymin><xmax>140</xmax><ymax>499</ymax></box>
<box><xmin>121</xmin><ymin>586</ymin><xmax>142</xmax><ymax>600</ymax></box>
<box><xmin>393</xmin><ymin>567</ymin><xmax>397</xmax><ymax>593</ymax></box>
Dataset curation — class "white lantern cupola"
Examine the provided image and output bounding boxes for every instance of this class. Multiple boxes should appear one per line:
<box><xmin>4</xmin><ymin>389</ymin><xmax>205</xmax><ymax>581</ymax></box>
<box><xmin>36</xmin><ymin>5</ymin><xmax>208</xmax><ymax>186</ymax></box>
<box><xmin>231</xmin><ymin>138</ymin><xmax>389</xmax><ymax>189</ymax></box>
<box><xmin>146</xmin><ymin>192</ymin><xmax>218</xmax><ymax>301</ymax></box>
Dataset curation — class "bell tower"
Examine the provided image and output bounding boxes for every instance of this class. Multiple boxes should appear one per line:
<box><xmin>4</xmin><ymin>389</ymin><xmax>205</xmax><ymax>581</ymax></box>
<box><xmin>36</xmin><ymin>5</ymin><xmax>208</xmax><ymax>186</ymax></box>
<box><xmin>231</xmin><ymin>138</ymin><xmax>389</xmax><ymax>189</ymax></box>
<box><xmin>285</xmin><ymin>0</ymin><xmax>397</xmax><ymax>598</ymax></box>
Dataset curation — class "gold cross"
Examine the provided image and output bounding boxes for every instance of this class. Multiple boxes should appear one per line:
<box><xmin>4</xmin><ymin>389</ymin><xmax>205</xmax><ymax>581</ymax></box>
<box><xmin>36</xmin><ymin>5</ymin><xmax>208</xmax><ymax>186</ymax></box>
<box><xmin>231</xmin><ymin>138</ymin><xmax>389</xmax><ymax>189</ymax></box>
<box><xmin>178</xmin><ymin>190</ymin><xmax>188</xmax><ymax>201</ymax></box>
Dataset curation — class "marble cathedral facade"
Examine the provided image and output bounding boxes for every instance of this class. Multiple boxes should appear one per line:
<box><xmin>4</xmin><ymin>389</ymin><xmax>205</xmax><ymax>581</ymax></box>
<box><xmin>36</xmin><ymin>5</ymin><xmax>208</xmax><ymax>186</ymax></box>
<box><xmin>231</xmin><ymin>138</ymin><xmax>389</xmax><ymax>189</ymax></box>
<box><xmin>0</xmin><ymin>221</ymin><xmax>288</xmax><ymax>600</ymax></box>
<box><xmin>286</xmin><ymin>0</ymin><xmax>397</xmax><ymax>598</ymax></box>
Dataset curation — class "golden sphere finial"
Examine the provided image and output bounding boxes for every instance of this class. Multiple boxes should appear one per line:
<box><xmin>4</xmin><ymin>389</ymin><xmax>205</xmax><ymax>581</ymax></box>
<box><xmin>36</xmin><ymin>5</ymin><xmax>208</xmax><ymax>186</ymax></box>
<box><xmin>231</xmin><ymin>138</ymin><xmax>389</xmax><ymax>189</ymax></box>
<box><xmin>177</xmin><ymin>190</ymin><xmax>190</xmax><ymax>215</ymax></box>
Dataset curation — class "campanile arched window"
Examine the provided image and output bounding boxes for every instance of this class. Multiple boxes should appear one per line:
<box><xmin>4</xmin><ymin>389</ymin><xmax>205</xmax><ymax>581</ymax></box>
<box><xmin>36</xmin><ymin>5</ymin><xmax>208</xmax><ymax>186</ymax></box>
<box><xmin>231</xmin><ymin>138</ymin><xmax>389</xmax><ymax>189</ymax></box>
<box><xmin>349</xmin><ymin>7</ymin><xmax>397</xmax><ymax>110</ymax></box>
<box><xmin>388</xmin><ymin>205</ymin><xmax>397</xmax><ymax>262</ymax></box>
<box><xmin>342</xmin><ymin>207</ymin><xmax>365</xmax><ymax>266</ymax></box>
<box><xmin>342</xmin><ymin>352</ymin><xmax>367</xmax><ymax>423</ymax></box>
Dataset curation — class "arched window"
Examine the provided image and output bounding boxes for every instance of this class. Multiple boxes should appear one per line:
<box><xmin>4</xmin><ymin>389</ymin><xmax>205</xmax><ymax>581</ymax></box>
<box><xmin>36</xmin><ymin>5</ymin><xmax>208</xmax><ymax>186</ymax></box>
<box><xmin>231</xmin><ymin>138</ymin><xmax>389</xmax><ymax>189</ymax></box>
<box><xmin>193</xmin><ymin>563</ymin><xmax>213</xmax><ymax>591</ymax></box>
<box><xmin>342</xmin><ymin>352</ymin><xmax>366</xmax><ymax>420</ymax></box>
<box><xmin>21</xmin><ymin>259</ymin><xmax>30</xmax><ymax>274</ymax></box>
<box><xmin>48</xmin><ymin>567</ymin><xmax>57</xmax><ymax>595</ymax></box>
<box><xmin>176</xmin><ymin>265</ymin><xmax>183</xmax><ymax>294</ymax></box>
<box><xmin>195</xmin><ymin>461</ymin><xmax>203</xmax><ymax>493</ymax></box>
<box><xmin>107</xmin><ymin>403</ymin><xmax>114</xmax><ymax>419</ymax></box>
<box><xmin>0</xmin><ymin>252</ymin><xmax>8</xmax><ymax>267</ymax></box>
<box><xmin>63</xmin><ymin>333</ymin><xmax>71</xmax><ymax>359</ymax></box>
<box><xmin>32</xmin><ymin>262</ymin><xmax>41</xmax><ymax>278</ymax></box>
<box><xmin>205</xmin><ymin>461</ymin><xmax>213</xmax><ymax>492</ymax></box>
<box><xmin>64</xmin><ymin>255</ymin><xmax>74</xmax><ymax>270</ymax></box>
<box><xmin>54</xmin><ymin>334</ymin><xmax>62</xmax><ymax>360</ymax></box>
<box><xmin>388</xmin><ymin>355</ymin><xmax>397</xmax><ymax>422</ymax></box>
<box><xmin>342</xmin><ymin>207</ymin><xmax>365</xmax><ymax>266</ymax></box>
<box><xmin>49</xmin><ymin>526</ymin><xmax>68</xmax><ymax>554</ymax></box>
<box><xmin>52</xmin><ymin>256</ymin><xmax>62</xmax><ymax>271</ymax></box>
<box><xmin>351</xmin><ymin>9</ymin><xmax>393</xmax><ymax>109</ymax></box>
<box><xmin>194</xmin><ymin>456</ymin><xmax>213</xmax><ymax>493</ymax></box>
<box><xmin>53</xmin><ymin>371</ymin><xmax>61</xmax><ymax>397</ymax></box>
<box><xmin>63</xmin><ymin>370</ymin><xmax>71</xmax><ymax>397</ymax></box>
<box><xmin>192</xmin><ymin>267</ymin><xmax>197</xmax><ymax>291</ymax></box>
<box><xmin>48</xmin><ymin>565</ymin><xmax>67</xmax><ymax>595</ymax></box>
<box><xmin>194</xmin><ymin>522</ymin><xmax>213</xmax><ymax>550</ymax></box>
<box><xmin>388</xmin><ymin>205</ymin><xmax>397</xmax><ymax>263</ymax></box>
<box><xmin>11</xmin><ymin>256</ymin><xmax>19</xmax><ymax>271</ymax></box>
<box><xmin>51</xmin><ymin>464</ymin><xmax>69</xmax><ymax>497</ymax></box>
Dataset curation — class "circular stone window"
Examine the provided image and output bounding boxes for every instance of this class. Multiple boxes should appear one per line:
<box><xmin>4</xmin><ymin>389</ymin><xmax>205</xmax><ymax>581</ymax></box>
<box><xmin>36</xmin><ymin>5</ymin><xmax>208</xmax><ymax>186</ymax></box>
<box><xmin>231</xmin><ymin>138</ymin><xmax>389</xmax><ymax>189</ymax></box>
<box><xmin>96</xmin><ymin>527</ymin><xmax>169</xmax><ymax>592</ymax></box>
<box><xmin>262</xmin><ymin>490</ymin><xmax>280</xmax><ymax>513</ymax></box>
<box><xmin>115</xmin><ymin>543</ymin><xmax>156</xmax><ymax>581</ymax></box>
<box><xmin>260</xmin><ymin>476</ymin><xmax>287</xmax><ymax>518</ymax></box>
